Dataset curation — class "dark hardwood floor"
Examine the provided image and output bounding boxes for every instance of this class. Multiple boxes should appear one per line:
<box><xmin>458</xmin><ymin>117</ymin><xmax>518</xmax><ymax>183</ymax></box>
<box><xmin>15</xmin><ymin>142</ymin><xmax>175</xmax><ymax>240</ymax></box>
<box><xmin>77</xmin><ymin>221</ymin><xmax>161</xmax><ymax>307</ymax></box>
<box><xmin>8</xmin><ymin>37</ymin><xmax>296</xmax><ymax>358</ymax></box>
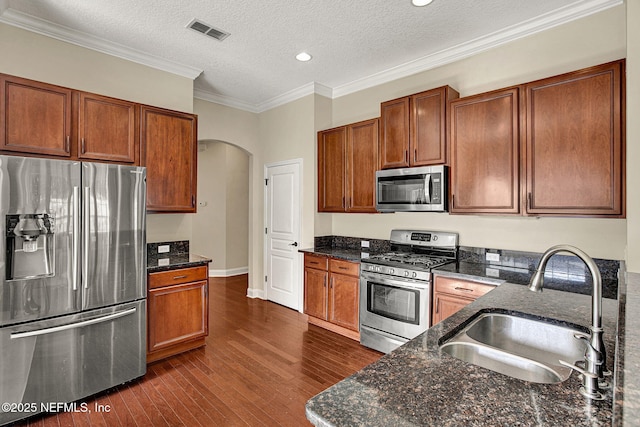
<box><xmin>14</xmin><ymin>274</ymin><xmax>382</xmax><ymax>426</ymax></box>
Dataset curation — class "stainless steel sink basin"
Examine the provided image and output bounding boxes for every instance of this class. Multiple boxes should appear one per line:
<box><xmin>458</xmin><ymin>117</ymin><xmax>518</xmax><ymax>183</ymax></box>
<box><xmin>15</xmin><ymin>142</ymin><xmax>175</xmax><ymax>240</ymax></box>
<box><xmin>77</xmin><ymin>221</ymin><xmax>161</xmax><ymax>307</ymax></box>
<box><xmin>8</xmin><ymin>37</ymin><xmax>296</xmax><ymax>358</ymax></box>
<box><xmin>439</xmin><ymin>311</ymin><xmax>588</xmax><ymax>384</ymax></box>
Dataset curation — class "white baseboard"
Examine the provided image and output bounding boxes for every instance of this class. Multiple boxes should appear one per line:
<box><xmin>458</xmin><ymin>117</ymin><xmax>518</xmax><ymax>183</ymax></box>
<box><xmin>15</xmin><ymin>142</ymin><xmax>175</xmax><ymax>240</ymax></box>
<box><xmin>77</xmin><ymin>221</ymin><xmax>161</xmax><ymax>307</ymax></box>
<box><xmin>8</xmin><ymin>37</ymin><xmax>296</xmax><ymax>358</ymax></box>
<box><xmin>247</xmin><ymin>288</ymin><xmax>266</xmax><ymax>299</ymax></box>
<box><xmin>208</xmin><ymin>266</ymin><xmax>248</xmax><ymax>277</ymax></box>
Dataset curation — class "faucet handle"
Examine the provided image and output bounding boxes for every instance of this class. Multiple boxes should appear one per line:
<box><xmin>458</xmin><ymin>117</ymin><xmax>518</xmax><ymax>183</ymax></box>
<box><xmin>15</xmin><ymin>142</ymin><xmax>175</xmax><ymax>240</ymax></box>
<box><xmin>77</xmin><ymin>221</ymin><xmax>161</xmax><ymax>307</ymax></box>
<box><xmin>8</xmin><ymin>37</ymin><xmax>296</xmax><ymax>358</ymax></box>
<box><xmin>559</xmin><ymin>360</ymin><xmax>605</xmax><ymax>400</ymax></box>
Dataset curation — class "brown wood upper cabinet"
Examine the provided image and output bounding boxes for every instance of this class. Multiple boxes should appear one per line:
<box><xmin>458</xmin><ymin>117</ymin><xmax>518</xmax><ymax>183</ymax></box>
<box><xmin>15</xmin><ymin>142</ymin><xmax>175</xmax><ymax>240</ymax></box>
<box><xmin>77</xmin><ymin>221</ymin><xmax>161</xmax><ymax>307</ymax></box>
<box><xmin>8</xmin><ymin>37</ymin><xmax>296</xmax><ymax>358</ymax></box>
<box><xmin>449</xmin><ymin>59</ymin><xmax>625</xmax><ymax>217</ymax></box>
<box><xmin>141</xmin><ymin>105</ymin><xmax>198</xmax><ymax>213</ymax></box>
<box><xmin>318</xmin><ymin>118</ymin><xmax>379</xmax><ymax>213</ymax></box>
<box><xmin>449</xmin><ymin>87</ymin><xmax>521</xmax><ymax>215</ymax></box>
<box><xmin>379</xmin><ymin>86</ymin><xmax>459</xmax><ymax>169</ymax></box>
<box><xmin>525</xmin><ymin>60</ymin><xmax>624</xmax><ymax>216</ymax></box>
<box><xmin>1</xmin><ymin>74</ymin><xmax>72</xmax><ymax>157</ymax></box>
<box><xmin>78</xmin><ymin>92</ymin><xmax>137</xmax><ymax>164</ymax></box>
<box><xmin>1</xmin><ymin>74</ymin><xmax>137</xmax><ymax>163</ymax></box>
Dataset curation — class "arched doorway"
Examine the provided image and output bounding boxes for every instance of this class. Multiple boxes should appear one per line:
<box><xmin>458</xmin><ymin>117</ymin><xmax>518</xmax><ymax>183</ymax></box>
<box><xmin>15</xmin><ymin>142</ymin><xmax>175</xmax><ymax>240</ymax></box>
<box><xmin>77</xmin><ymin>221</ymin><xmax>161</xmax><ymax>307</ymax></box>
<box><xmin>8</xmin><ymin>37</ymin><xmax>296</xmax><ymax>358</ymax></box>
<box><xmin>191</xmin><ymin>140</ymin><xmax>250</xmax><ymax>277</ymax></box>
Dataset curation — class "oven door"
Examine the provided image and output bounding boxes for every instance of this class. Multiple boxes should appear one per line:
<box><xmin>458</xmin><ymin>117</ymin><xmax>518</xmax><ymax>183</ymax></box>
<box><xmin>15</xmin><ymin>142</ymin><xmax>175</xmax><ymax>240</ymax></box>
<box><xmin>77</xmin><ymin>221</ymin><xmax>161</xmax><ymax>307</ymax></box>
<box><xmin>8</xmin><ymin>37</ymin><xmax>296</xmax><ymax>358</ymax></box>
<box><xmin>359</xmin><ymin>270</ymin><xmax>431</xmax><ymax>343</ymax></box>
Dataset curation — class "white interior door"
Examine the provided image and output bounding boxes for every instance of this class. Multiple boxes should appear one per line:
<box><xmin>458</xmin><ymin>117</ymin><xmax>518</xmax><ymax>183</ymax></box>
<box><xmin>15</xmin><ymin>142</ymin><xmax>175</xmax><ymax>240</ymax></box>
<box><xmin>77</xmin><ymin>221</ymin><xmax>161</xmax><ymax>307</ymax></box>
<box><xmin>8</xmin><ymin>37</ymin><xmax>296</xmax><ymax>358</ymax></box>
<box><xmin>265</xmin><ymin>160</ymin><xmax>301</xmax><ymax>310</ymax></box>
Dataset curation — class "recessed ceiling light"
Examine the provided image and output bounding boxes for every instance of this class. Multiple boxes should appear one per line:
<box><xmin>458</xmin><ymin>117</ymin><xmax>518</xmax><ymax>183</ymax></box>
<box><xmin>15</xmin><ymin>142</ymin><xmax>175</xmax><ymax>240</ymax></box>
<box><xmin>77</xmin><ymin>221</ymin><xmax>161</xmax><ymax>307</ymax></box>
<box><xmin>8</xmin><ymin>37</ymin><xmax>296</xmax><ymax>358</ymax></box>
<box><xmin>296</xmin><ymin>52</ymin><xmax>312</xmax><ymax>62</ymax></box>
<box><xmin>412</xmin><ymin>0</ymin><xmax>433</xmax><ymax>6</ymax></box>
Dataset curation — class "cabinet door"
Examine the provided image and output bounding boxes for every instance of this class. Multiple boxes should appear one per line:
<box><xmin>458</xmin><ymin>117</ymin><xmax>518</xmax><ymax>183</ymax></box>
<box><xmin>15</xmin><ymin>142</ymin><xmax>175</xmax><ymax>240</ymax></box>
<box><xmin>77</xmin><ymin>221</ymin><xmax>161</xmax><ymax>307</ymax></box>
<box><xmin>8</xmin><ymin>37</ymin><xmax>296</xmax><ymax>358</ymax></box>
<box><xmin>411</xmin><ymin>86</ymin><xmax>458</xmax><ymax>166</ymax></box>
<box><xmin>0</xmin><ymin>75</ymin><xmax>71</xmax><ymax>157</ymax></box>
<box><xmin>380</xmin><ymin>97</ymin><xmax>410</xmax><ymax>169</ymax></box>
<box><xmin>304</xmin><ymin>267</ymin><xmax>328</xmax><ymax>320</ymax></box>
<box><xmin>329</xmin><ymin>273</ymin><xmax>359</xmax><ymax>331</ymax></box>
<box><xmin>525</xmin><ymin>60</ymin><xmax>624</xmax><ymax>216</ymax></box>
<box><xmin>449</xmin><ymin>87</ymin><xmax>521</xmax><ymax>214</ymax></box>
<box><xmin>346</xmin><ymin>118</ymin><xmax>379</xmax><ymax>213</ymax></box>
<box><xmin>147</xmin><ymin>280</ymin><xmax>208</xmax><ymax>352</ymax></box>
<box><xmin>318</xmin><ymin>127</ymin><xmax>346</xmax><ymax>212</ymax></box>
<box><xmin>432</xmin><ymin>293</ymin><xmax>473</xmax><ymax>325</ymax></box>
<box><xmin>78</xmin><ymin>92</ymin><xmax>137</xmax><ymax>164</ymax></box>
<box><xmin>141</xmin><ymin>106</ymin><xmax>197</xmax><ymax>212</ymax></box>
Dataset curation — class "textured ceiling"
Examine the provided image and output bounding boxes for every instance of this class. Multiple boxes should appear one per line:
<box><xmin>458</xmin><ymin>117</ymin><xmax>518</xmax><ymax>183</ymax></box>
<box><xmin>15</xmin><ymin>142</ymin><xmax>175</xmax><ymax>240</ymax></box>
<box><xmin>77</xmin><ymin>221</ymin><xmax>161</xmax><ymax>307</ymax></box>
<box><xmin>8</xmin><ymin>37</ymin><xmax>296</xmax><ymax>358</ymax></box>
<box><xmin>0</xmin><ymin>0</ymin><xmax>621</xmax><ymax>112</ymax></box>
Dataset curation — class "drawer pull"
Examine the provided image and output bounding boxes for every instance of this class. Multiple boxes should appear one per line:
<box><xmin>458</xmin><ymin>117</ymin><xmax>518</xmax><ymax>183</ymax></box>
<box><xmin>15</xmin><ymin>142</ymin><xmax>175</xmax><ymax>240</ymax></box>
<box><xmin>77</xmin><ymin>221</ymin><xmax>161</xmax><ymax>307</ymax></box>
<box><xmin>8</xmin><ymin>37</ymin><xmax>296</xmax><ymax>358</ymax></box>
<box><xmin>338</xmin><ymin>266</ymin><xmax>348</xmax><ymax>270</ymax></box>
<box><xmin>310</xmin><ymin>261</ymin><xmax>319</xmax><ymax>265</ymax></box>
<box><xmin>454</xmin><ymin>287</ymin><xmax>474</xmax><ymax>293</ymax></box>
<box><xmin>173</xmin><ymin>275</ymin><xmax>188</xmax><ymax>280</ymax></box>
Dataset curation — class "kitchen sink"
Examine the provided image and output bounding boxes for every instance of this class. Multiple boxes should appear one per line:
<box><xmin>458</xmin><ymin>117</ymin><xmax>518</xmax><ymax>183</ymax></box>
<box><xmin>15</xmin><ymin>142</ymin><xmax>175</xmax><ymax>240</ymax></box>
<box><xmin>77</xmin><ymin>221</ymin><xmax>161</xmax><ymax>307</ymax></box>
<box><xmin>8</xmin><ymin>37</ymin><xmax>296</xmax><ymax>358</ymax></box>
<box><xmin>439</xmin><ymin>311</ymin><xmax>588</xmax><ymax>384</ymax></box>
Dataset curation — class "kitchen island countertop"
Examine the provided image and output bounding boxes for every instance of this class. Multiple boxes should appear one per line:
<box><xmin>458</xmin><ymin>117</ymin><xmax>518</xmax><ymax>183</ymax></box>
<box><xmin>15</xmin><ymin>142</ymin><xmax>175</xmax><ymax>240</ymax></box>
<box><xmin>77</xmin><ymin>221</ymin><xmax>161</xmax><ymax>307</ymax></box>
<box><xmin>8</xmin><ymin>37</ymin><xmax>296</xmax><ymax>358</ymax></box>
<box><xmin>306</xmin><ymin>282</ymin><xmax>619</xmax><ymax>426</ymax></box>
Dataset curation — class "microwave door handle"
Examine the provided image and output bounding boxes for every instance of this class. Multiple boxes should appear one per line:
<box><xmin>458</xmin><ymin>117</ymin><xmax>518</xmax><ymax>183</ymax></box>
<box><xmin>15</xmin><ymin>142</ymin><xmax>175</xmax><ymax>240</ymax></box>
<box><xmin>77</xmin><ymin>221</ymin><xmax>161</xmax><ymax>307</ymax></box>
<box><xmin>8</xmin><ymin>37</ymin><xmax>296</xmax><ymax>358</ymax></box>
<box><xmin>424</xmin><ymin>174</ymin><xmax>431</xmax><ymax>204</ymax></box>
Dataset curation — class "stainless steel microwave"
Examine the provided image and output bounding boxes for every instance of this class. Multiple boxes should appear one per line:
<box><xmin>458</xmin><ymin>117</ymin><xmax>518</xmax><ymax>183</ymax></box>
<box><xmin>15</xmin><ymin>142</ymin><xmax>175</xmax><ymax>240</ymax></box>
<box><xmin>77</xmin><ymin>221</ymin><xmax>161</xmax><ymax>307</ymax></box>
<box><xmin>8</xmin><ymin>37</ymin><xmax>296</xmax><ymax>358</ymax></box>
<box><xmin>375</xmin><ymin>165</ymin><xmax>448</xmax><ymax>212</ymax></box>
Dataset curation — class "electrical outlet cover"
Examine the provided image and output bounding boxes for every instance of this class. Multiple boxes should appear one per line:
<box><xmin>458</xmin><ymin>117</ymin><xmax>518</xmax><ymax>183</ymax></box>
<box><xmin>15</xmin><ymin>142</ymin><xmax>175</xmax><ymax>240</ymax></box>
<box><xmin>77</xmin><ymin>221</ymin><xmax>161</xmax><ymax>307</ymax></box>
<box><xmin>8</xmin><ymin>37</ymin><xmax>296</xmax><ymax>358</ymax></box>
<box><xmin>486</xmin><ymin>252</ymin><xmax>500</xmax><ymax>262</ymax></box>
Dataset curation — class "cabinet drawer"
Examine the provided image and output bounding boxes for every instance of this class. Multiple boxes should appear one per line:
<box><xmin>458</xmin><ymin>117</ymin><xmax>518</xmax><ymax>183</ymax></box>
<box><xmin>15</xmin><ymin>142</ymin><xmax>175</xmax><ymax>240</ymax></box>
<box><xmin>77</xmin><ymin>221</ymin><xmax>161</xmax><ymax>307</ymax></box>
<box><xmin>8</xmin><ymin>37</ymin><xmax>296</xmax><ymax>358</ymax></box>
<box><xmin>304</xmin><ymin>253</ymin><xmax>328</xmax><ymax>270</ymax></box>
<box><xmin>148</xmin><ymin>265</ymin><xmax>208</xmax><ymax>289</ymax></box>
<box><xmin>434</xmin><ymin>276</ymin><xmax>495</xmax><ymax>299</ymax></box>
<box><xmin>329</xmin><ymin>259</ymin><xmax>359</xmax><ymax>276</ymax></box>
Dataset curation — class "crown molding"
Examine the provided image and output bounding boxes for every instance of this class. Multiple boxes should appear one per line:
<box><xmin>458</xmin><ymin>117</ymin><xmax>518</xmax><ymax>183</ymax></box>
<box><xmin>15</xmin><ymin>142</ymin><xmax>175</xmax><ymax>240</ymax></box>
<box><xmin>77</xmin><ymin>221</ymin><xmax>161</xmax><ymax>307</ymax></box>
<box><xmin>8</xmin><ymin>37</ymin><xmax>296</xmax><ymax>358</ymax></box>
<box><xmin>332</xmin><ymin>0</ymin><xmax>622</xmax><ymax>98</ymax></box>
<box><xmin>195</xmin><ymin>81</ymin><xmax>332</xmax><ymax>114</ymax></box>
<box><xmin>1</xmin><ymin>0</ymin><xmax>622</xmax><ymax>113</ymax></box>
<box><xmin>0</xmin><ymin>8</ymin><xmax>203</xmax><ymax>80</ymax></box>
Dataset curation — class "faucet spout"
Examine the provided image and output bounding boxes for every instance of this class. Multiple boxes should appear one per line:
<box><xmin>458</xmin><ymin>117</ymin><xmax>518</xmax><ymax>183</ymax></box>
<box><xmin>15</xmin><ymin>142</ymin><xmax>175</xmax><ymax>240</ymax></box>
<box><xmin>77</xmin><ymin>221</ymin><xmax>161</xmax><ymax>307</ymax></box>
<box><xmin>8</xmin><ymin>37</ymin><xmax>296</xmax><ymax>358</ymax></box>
<box><xmin>529</xmin><ymin>244</ymin><xmax>607</xmax><ymax>400</ymax></box>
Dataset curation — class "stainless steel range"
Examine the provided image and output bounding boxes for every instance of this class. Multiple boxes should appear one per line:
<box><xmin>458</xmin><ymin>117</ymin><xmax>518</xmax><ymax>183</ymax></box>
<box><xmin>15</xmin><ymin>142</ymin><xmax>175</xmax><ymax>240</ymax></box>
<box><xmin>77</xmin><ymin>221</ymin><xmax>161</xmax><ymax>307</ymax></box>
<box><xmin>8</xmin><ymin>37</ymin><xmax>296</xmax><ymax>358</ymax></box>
<box><xmin>360</xmin><ymin>229</ymin><xmax>458</xmax><ymax>353</ymax></box>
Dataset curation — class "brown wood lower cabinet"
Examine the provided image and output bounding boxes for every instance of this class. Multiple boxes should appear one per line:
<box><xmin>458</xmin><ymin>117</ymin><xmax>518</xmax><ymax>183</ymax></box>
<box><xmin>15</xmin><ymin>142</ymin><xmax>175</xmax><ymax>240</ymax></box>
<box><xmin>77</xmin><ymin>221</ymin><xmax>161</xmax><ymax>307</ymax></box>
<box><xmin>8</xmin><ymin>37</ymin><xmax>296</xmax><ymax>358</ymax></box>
<box><xmin>432</xmin><ymin>275</ymin><xmax>495</xmax><ymax>325</ymax></box>
<box><xmin>304</xmin><ymin>253</ymin><xmax>360</xmax><ymax>340</ymax></box>
<box><xmin>147</xmin><ymin>265</ymin><xmax>209</xmax><ymax>363</ymax></box>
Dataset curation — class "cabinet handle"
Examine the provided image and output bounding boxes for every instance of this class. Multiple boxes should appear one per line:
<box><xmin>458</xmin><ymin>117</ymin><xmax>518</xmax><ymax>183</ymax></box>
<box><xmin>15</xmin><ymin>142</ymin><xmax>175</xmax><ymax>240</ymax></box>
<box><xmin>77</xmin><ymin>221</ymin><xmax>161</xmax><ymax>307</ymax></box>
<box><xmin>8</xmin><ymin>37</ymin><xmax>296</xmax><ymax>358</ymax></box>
<box><xmin>310</xmin><ymin>261</ymin><xmax>319</xmax><ymax>265</ymax></box>
<box><xmin>451</xmin><ymin>194</ymin><xmax>455</xmax><ymax>209</ymax></box>
<box><xmin>330</xmin><ymin>277</ymin><xmax>334</xmax><ymax>289</ymax></box>
<box><xmin>414</xmin><ymin>149</ymin><xmax>417</xmax><ymax>162</ymax></box>
<box><xmin>323</xmin><ymin>277</ymin><xmax>327</xmax><ymax>288</ymax></box>
<box><xmin>338</xmin><ymin>266</ymin><xmax>348</xmax><ymax>270</ymax></box>
<box><xmin>454</xmin><ymin>287</ymin><xmax>474</xmax><ymax>293</ymax></box>
<box><xmin>405</xmin><ymin>150</ymin><xmax>408</xmax><ymax>164</ymax></box>
<box><xmin>192</xmin><ymin>195</ymin><xmax>196</xmax><ymax>207</ymax></box>
<box><xmin>65</xmin><ymin>136</ymin><xmax>70</xmax><ymax>153</ymax></box>
<box><xmin>435</xmin><ymin>299</ymin><xmax>439</xmax><ymax>314</ymax></box>
<box><xmin>527</xmin><ymin>192</ymin><xmax>532</xmax><ymax>210</ymax></box>
<box><xmin>173</xmin><ymin>275</ymin><xmax>188</xmax><ymax>280</ymax></box>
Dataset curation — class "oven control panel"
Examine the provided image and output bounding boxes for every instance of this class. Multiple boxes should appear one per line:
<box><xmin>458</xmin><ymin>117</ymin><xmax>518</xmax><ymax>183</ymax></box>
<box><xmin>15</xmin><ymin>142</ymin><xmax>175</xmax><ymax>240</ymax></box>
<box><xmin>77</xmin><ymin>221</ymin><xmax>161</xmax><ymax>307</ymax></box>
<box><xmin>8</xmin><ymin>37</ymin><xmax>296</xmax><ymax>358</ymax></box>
<box><xmin>361</xmin><ymin>263</ymin><xmax>432</xmax><ymax>282</ymax></box>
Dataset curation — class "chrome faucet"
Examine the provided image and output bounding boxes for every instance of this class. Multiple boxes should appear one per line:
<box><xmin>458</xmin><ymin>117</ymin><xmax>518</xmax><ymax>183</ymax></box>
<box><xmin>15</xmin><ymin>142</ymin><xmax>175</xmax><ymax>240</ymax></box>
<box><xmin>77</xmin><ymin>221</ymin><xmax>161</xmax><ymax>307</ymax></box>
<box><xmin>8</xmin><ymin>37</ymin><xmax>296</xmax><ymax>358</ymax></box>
<box><xmin>529</xmin><ymin>244</ymin><xmax>608</xmax><ymax>400</ymax></box>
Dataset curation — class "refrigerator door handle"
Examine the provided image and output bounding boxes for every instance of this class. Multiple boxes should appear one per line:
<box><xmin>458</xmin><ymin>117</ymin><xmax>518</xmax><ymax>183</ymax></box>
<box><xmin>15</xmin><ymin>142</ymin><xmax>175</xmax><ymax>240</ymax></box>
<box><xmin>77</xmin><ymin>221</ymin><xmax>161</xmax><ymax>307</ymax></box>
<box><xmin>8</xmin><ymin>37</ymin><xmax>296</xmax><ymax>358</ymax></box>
<box><xmin>72</xmin><ymin>186</ymin><xmax>80</xmax><ymax>291</ymax></box>
<box><xmin>9</xmin><ymin>307</ymin><xmax>137</xmax><ymax>339</ymax></box>
<box><xmin>83</xmin><ymin>186</ymin><xmax>90</xmax><ymax>289</ymax></box>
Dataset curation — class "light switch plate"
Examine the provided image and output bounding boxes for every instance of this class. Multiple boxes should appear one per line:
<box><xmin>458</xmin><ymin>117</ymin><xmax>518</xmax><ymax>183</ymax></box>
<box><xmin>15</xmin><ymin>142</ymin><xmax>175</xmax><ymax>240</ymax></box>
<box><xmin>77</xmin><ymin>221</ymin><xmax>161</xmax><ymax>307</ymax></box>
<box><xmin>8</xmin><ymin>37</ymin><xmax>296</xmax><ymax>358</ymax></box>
<box><xmin>486</xmin><ymin>252</ymin><xmax>500</xmax><ymax>262</ymax></box>
<box><xmin>361</xmin><ymin>240</ymin><xmax>370</xmax><ymax>248</ymax></box>
<box><xmin>158</xmin><ymin>258</ymin><xmax>170</xmax><ymax>266</ymax></box>
<box><xmin>158</xmin><ymin>245</ymin><xmax>170</xmax><ymax>254</ymax></box>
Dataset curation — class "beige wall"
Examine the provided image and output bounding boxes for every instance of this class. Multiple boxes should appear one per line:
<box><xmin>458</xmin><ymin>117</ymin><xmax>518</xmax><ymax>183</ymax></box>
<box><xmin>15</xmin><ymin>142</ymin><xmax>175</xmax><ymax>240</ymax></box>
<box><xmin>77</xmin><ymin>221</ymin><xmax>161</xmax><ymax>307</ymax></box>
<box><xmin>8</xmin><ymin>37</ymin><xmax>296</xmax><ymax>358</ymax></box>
<box><xmin>626</xmin><ymin>1</ymin><xmax>640</xmax><ymax>273</ymax></box>
<box><xmin>326</xmin><ymin>4</ymin><xmax>628</xmax><ymax>261</ymax></box>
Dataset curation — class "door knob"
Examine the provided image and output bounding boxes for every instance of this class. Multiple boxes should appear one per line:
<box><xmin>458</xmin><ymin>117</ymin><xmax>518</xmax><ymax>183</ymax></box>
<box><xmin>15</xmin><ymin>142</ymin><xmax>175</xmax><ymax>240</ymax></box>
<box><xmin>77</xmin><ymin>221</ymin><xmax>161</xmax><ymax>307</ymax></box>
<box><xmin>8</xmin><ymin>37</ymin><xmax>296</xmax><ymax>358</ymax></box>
<box><xmin>289</xmin><ymin>242</ymin><xmax>298</xmax><ymax>247</ymax></box>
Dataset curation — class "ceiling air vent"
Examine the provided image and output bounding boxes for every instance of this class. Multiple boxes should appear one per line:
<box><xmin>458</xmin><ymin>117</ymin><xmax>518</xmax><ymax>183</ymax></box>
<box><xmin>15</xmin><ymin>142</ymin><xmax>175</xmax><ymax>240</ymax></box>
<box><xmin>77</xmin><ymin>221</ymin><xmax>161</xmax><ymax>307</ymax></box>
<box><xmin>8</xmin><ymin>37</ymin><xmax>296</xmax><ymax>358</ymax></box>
<box><xmin>186</xmin><ymin>18</ymin><xmax>230</xmax><ymax>41</ymax></box>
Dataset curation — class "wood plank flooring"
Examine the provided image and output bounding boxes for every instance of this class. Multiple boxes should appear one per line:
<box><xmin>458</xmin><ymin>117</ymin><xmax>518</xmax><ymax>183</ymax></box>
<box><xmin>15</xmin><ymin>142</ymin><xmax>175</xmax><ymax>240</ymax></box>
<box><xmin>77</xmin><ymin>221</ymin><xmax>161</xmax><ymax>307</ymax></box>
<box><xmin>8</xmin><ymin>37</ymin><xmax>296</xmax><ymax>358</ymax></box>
<box><xmin>14</xmin><ymin>274</ymin><xmax>382</xmax><ymax>426</ymax></box>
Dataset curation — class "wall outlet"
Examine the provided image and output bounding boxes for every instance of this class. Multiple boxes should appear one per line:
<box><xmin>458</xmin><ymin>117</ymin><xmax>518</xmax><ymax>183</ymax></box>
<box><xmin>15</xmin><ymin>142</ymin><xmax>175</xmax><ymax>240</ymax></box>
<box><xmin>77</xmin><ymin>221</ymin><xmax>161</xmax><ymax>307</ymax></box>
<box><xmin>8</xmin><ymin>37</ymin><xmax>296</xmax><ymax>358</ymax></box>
<box><xmin>486</xmin><ymin>252</ymin><xmax>500</xmax><ymax>263</ymax></box>
<box><xmin>361</xmin><ymin>240</ymin><xmax>370</xmax><ymax>248</ymax></box>
<box><xmin>158</xmin><ymin>258</ymin><xmax>170</xmax><ymax>266</ymax></box>
<box><xmin>198</xmin><ymin>201</ymin><xmax>208</xmax><ymax>207</ymax></box>
<box><xmin>158</xmin><ymin>245</ymin><xmax>170</xmax><ymax>254</ymax></box>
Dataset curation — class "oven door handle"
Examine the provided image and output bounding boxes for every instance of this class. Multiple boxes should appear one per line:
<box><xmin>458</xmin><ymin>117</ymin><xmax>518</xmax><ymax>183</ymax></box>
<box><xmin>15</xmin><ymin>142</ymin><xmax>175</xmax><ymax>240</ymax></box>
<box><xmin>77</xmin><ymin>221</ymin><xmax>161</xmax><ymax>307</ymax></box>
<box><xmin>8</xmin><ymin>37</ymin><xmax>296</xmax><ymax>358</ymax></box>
<box><xmin>360</xmin><ymin>271</ymin><xmax>429</xmax><ymax>289</ymax></box>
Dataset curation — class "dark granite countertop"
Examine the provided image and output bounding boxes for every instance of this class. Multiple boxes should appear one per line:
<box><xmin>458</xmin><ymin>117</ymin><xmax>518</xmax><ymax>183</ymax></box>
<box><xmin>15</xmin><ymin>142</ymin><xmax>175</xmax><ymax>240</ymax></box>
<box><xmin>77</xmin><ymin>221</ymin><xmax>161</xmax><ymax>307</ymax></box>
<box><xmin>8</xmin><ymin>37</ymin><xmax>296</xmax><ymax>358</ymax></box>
<box><xmin>299</xmin><ymin>247</ymin><xmax>365</xmax><ymax>262</ymax></box>
<box><xmin>435</xmin><ymin>260</ymin><xmax>619</xmax><ymax>299</ymax></box>
<box><xmin>147</xmin><ymin>252</ymin><xmax>211</xmax><ymax>273</ymax></box>
<box><xmin>306</xmin><ymin>282</ymin><xmax>618</xmax><ymax>426</ymax></box>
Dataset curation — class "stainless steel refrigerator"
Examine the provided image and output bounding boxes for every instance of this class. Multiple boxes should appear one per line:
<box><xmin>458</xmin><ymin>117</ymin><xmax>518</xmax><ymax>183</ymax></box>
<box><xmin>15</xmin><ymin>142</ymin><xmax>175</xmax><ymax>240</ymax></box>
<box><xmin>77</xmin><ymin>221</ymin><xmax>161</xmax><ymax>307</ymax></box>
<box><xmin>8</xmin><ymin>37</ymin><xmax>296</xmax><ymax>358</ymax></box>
<box><xmin>0</xmin><ymin>155</ymin><xmax>146</xmax><ymax>425</ymax></box>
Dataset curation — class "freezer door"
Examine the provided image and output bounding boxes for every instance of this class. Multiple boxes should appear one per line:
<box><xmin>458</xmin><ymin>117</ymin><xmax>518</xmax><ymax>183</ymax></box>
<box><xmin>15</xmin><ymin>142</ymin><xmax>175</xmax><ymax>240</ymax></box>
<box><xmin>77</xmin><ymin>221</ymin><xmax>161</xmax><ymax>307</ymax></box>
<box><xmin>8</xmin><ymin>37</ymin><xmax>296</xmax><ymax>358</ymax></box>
<box><xmin>0</xmin><ymin>156</ymin><xmax>82</xmax><ymax>326</ymax></box>
<box><xmin>82</xmin><ymin>163</ymin><xmax>146</xmax><ymax>310</ymax></box>
<box><xmin>0</xmin><ymin>300</ymin><xmax>145</xmax><ymax>425</ymax></box>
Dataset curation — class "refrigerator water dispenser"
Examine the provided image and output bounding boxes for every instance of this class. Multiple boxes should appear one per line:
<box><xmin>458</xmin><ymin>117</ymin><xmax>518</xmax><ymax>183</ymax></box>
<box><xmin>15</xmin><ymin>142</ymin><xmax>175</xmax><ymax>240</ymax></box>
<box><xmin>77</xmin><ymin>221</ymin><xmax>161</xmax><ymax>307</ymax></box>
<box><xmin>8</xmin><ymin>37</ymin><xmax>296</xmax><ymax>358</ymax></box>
<box><xmin>6</xmin><ymin>214</ymin><xmax>55</xmax><ymax>280</ymax></box>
